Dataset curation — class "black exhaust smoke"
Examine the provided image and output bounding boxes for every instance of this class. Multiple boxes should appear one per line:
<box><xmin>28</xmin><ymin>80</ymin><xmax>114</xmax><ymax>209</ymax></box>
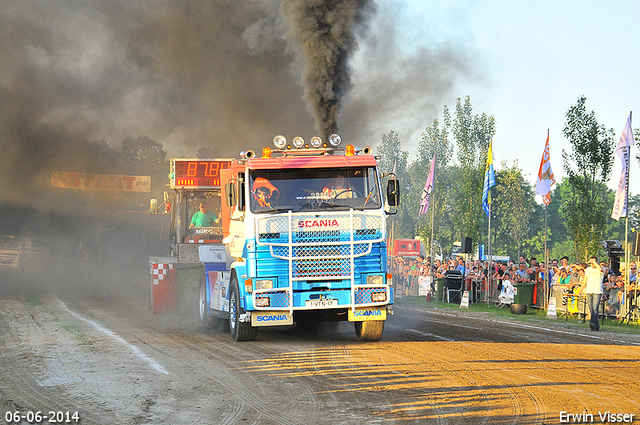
<box><xmin>281</xmin><ymin>0</ymin><xmax>375</xmax><ymax>140</ymax></box>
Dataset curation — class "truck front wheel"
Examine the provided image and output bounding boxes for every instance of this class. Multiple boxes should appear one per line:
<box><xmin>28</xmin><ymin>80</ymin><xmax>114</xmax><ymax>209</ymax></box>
<box><xmin>354</xmin><ymin>320</ymin><xmax>384</xmax><ymax>342</ymax></box>
<box><xmin>229</xmin><ymin>278</ymin><xmax>257</xmax><ymax>341</ymax></box>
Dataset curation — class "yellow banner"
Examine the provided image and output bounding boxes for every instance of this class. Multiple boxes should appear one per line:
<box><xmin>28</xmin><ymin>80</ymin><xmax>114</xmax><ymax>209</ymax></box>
<box><xmin>51</xmin><ymin>171</ymin><xmax>151</xmax><ymax>192</ymax></box>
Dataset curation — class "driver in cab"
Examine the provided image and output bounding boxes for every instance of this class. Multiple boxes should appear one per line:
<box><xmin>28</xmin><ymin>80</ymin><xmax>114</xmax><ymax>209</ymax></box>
<box><xmin>323</xmin><ymin>173</ymin><xmax>356</xmax><ymax>199</ymax></box>
<box><xmin>252</xmin><ymin>177</ymin><xmax>279</xmax><ymax>210</ymax></box>
<box><xmin>189</xmin><ymin>202</ymin><xmax>219</xmax><ymax>228</ymax></box>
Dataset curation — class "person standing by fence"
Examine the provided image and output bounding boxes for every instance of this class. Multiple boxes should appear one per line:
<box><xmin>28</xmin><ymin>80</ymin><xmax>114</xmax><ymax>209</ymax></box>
<box><xmin>583</xmin><ymin>256</ymin><xmax>605</xmax><ymax>331</ymax></box>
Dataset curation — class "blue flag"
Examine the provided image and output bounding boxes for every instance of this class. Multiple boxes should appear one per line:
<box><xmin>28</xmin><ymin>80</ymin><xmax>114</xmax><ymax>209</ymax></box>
<box><xmin>482</xmin><ymin>141</ymin><xmax>496</xmax><ymax>217</ymax></box>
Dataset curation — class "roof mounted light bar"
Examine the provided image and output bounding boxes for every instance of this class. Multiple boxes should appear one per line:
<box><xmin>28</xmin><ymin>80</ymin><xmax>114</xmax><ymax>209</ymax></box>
<box><xmin>240</xmin><ymin>134</ymin><xmax>373</xmax><ymax>159</ymax></box>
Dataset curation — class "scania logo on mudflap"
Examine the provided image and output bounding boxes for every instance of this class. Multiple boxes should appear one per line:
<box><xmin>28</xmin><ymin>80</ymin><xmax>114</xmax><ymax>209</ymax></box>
<box><xmin>251</xmin><ymin>311</ymin><xmax>293</xmax><ymax>326</ymax></box>
<box><xmin>298</xmin><ymin>219</ymin><xmax>339</xmax><ymax>228</ymax></box>
<box><xmin>348</xmin><ymin>307</ymin><xmax>387</xmax><ymax>322</ymax></box>
<box><xmin>257</xmin><ymin>315</ymin><xmax>288</xmax><ymax>321</ymax></box>
<box><xmin>353</xmin><ymin>310</ymin><xmax>382</xmax><ymax>317</ymax></box>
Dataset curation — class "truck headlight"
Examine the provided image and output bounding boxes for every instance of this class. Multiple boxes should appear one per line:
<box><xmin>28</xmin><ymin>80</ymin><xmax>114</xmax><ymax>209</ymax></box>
<box><xmin>255</xmin><ymin>296</ymin><xmax>270</xmax><ymax>307</ymax></box>
<box><xmin>372</xmin><ymin>291</ymin><xmax>387</xmax><ymax>302</ymax></box>
<box><xmin>366</xmin><ymin>275</ymin><xmax>384</xmax><ymax>286</ymax></box>
<box><xmin>255</xmin><ymin>279</ymin><xmax>273</xmax><ymax>290</ymax></box>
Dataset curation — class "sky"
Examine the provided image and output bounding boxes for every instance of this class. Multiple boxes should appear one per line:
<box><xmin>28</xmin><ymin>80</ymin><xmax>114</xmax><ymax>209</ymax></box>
<box><xmin>387</xmin><ymin>0</ymin><xmax>639</xmax><ymax>196</ymax></box>
<box><xmin>0</xmin><ymin>0</ymin><xmax>638</xmax><ymax>209</ymax></box>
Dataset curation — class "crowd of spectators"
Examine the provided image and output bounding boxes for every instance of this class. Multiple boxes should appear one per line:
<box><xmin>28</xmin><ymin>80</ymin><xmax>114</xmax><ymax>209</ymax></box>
<box><xmin>387</xmin><ymin>254</ymin><xmax>638</xmax><ymax>319</ymax></box>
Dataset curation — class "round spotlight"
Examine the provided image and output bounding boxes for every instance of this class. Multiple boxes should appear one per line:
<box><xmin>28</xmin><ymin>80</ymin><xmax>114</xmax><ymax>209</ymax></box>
<box><xmin>328</xmin><ymin>134</ymin><xmax>342</xmax><ymax>147</ymax></box>
<box><xmin>310</xmin><ymin>136</ymin><xmax>323</xmax><ymax>148</ymax></box>
<box><xmin>273</xmin><ymin>135</ymin><xmax>287</xmax><ymax>149</ymax></box>
<box><xmin>292</xmin><ymin>136</ymin><xmax>305</xmax><ymax>149</ymax></box>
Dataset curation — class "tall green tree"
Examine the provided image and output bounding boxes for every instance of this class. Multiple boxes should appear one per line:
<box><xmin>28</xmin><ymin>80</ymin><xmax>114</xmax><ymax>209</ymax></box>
<box><xmin>544</xmin><ymin>181</ymin><xmax>573</xmax><ymax>261</ymax></box>
<box><xmin>377</xmin><ymin>130</ymin><xmax>407</xmax><ymax>177</ymax></box>
<box><xmin>492</xmin><ymin>161</ymin><xmax>535</xmax><ymax>259</ymax></box>
<box><xmin>121</xmin><ymin>136</ymin><xmax>167</xmax><ymax>165</ymax></box>
<box><xmin>121</xmin><ymin>136</ymin><xmax>168</xmax><ymax>192</ymax></box>
<box><xmin>413</xmin><ymin>119</ymin><xmax>455</xmax><ymax>256</ymax></box>
<box><xmin>560</xmin><ymin>96</ymin><xmax>615</xmax><ymax>261</ymax></box>
<box><xmin>376</xmin><ymin>130</ymin><xmax>411</xmax><ymax>239</ymax></box>
<box><xmin>196</xmin><ymin>146</ymin><xmax>220</xmax><ymax>158</ymax></box>
<box><xmin>445</xmin><ymin>96</ymin><xmax>496</xmax><ymax>251</ymax></box>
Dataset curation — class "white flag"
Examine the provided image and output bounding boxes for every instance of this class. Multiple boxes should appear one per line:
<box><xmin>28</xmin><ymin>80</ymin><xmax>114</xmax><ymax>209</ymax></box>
<box><xmin>419</xmin><ymin>154</ymin><xmax>436</xmax><ymax>216</ymax></box>
<box><xmin>535</xmin><ymin>132</ymin><xmax>555</xmax><ymax>205</ymax></box>
<box><xmin>611</xmin><ymin>114</ymin><xmax>635</xmax><ymax>221</ymax></box>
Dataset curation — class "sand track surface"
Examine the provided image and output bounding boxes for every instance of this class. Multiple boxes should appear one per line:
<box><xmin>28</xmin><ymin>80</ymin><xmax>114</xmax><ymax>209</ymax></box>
<box><xmin>1</xmin><ymin>295</ymin><xmax>639</xmax><ymax>424</ymax></box>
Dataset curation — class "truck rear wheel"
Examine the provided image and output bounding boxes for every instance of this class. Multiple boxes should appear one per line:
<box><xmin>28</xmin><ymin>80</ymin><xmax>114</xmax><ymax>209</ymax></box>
<box><xmin>229</xmin><ymin>278</ymin><xmax>257</xmax><ymax>341</ymax></box>
<box><xmin>354</xmin><ymin>320</ymin><xmax>384</xmax><ymax>342</ymax></box>
<box><xmin>198</xmin><ymin>274</ymin><xmax>215</xmax><ymax>330</ymax></box>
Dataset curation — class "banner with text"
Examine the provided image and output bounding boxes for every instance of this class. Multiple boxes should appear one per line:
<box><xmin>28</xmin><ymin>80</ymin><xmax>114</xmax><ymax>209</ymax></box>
<box><xmin>51</xmin><ymin>171</ymin><xmax>151</xmax><ymax>192</ymax></box>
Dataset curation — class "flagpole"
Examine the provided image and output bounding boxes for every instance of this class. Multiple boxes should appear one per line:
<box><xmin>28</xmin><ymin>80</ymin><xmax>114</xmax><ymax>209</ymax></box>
<box><xmin>487</xmin><ymin>202</ymin><xmax>492</xmax><ymax>303</ymax></box>
<box><xmin>544</xmin><ymin>129</ymin><xmax>550</xmax><ymax>310</ymax></box>
<box><xmin>535</xmin><ymin>128</ymin><xmax>555</xmax><ymax>311</ymax></box>
<box><xmin>544</xmin><ymin>203</ymin><xmax>548</xmax><ymax>309</ymax></box>
<box><xmin>483</xmin><ymin>140</ymin><xmax>495</xmax><ymax>304</ymax></box>
<box><xmin>628</xmin><ymin>112</ymin><xmax>635</xmax><ymax>321</ymax></box>
<box><xmin>430</xmin><ymin>159</ymin><xmax>436</xmax><ymax>265</ymax></box>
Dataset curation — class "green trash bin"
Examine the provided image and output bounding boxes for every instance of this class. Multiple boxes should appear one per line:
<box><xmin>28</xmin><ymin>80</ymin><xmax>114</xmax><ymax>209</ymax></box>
<box><xmin>511</xmin><ymin>282</ymin><xmax>535</xmax><ymax>314</ymax></box>
<box><xmin>435</xmin><ymin>278</ymin><xmax>446</xmax><ymax>303</ymax></box>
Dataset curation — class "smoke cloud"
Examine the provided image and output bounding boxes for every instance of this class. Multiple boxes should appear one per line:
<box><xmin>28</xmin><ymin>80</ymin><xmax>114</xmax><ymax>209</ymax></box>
<box><xmin>280</xmin><ymin>0</ymin><xmax>375</xmax><ymax>139</ymax></box>
<box><xmin>0</xmin><ymin>0</ymin><xmax>476</xmax><ymax>314</ymax></box>
<box><xmin>0</xmin><ymin>0</ymin><xmax>474</xmax><ymax>211</ymax></box>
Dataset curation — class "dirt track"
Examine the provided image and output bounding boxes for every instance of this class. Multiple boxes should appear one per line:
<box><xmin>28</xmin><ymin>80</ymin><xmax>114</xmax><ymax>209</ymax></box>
<box><xmin>1</xmin><ymin>293</ymin><xmax>640</xmax><ymax>425</ymax></box>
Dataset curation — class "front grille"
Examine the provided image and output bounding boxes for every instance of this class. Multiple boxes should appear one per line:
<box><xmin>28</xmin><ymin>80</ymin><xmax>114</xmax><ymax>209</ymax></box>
<box><xmin>294</xmin><ymin>258</ymin><xmax>350</xmax><ymax>279</ymax></box>
<box><xmin>256</xmin><ymin>211</ymin><xmax>383</xmax><ymax>280</ymax></box>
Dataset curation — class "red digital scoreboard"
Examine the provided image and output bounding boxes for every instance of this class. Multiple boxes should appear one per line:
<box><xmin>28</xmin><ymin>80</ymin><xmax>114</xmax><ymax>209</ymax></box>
<box><xmin>170</xmin><ymin>159</ymin><xmax>232</xmax><ymax>189</ymax></box>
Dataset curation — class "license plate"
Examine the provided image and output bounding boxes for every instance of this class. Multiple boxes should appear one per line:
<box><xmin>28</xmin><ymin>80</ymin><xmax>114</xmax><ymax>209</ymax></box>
<box><xmin>305</xmin><ymin>299</ymin><xmax>338</xmax><ymax>307</ymax></box>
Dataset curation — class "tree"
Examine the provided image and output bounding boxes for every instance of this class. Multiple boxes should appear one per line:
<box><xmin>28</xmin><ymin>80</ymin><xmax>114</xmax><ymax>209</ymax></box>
<box><xmin>120</xmin><ymin>136</ymin><xmax>168</xmax><ymax>192</ymax></box>
<box><xmin>376</xmin><ymin>130</ymin><xmax>413</xmax><ymax>239</ymax></box>
<box><xmin>560</xmin><ymin>96</ymin><xmax>615</xmax><ymax>261</ymax></box>
<box><xmin>197</xmin><ymin>146</ymin><xmax>220</xmax><ymax>158</ymax></box>
<box><xmin>445</xmin><ymin>96</ymin><xmax>496</xmax><ymax>252</ymax></box>
<box><xmin>376</xmin><ymin>130</ymin><xmax>407</xmax><ymax>177</ymax></box>
<box><xmin>543</xmin><ymin>181</ymin><xmax>574</xmax><ymax>261</ymax></box>
<box><xmin>121</xmin><ymin>136</ymin><xmax>167</xmax><ymax>164</ymax></box>
<box><xmin>413</xmin><ymin>119</ymin><xmax>455</xmax><ymax>256</ymax></box>
<box><xmin>492</xmin><ymin>161</ymin><xmax>535</xmax><ymax>259</ymax></box>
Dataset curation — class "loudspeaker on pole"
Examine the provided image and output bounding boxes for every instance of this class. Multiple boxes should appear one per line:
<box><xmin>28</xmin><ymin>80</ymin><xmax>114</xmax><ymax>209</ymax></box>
<box><xmin>461</xmin><ymin>237</ymin><xmax>473</xmax><ymax>254</ymax></box>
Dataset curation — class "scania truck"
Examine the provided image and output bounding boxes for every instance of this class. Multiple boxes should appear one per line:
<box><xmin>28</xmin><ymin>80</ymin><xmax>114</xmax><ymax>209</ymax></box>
<box><xmin>149</xmin><ymin>134</ymin><xmax>399</xmax><ymax>341</ymax></box>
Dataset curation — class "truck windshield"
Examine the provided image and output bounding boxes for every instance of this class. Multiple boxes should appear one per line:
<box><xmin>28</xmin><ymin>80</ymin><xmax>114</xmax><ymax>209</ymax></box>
<box><xmin>249</xmin><ymin>167</ymin><xmax>381</xmax><ymax>213</ymax></box>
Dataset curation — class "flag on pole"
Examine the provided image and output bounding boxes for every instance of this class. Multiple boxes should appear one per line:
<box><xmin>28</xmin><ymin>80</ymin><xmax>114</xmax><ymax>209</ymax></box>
<box><xmin>612</xmin><ymin>114</ymin><xmax>635</xmax><ymax>220</ymax></box>
<box><xmin>482</xmin><ymin>141</ymin><xmax>496</xmax><ymax>218</ymax></box>
<box><xmin>419</xmin><ymin>154</ymin><xmax>436</xmax><ymax>215</ymax></box>
<box><xmin>535</xmin><ymin>131</ymin><xmax>556</xmax><ymax>205</ymax></box>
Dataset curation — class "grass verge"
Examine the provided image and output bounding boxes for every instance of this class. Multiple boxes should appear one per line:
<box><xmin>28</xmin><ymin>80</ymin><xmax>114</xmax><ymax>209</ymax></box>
<box><xmin>395</xmin><ymin>295</ymin><xmax>640</xmax><ymax>335</ymax></box>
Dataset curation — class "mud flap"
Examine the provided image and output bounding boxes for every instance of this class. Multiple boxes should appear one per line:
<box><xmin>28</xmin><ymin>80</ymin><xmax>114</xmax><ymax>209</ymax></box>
<box><xmin>150</xmin><ymin>258</ymin><xmax>178</xmax><ymax>315</ymax></box>
<box><xmin>150</xmin><ymin>258</ymin><xmax>203</xmax><ymax>316</ymax></box>
<box><xmin>251</xmin><ymin>311</ymin><xmax>293</xmax><ymax>327</ymax></box>
<box><xmin>348</xmin><ymin>306</ymin><xmax>387</xmax><ymax>322</ymax></box>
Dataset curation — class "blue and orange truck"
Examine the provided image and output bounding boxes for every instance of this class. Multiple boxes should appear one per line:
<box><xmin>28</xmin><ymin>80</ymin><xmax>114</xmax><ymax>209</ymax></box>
<box><xmin>150</xmin><ymin>134</ymin><xmax>399</xmax><ymax>341</ymax></box>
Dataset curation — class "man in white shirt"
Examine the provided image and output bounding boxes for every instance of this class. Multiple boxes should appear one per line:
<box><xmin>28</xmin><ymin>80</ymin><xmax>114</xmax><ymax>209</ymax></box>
<box><xmin>584</xmin><ymin>256</ymin><xmax>605</xmax><ymax>331</ymax></box>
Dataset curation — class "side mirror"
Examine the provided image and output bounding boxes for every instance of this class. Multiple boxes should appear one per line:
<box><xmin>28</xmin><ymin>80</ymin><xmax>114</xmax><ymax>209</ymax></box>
<box><xmin>149</xmin><ymin>198</ymin><xmax>158</xmax><ymax>215</ymax></box>
<box><xmin>386</xmin><ymin>179</ymin><xmax>400</xmax><ymax>207</ymax></box>
<box><xmin>225</xmin><ymin>182</ymin><xmax>237</xmax><ymax>207</ymax></box>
